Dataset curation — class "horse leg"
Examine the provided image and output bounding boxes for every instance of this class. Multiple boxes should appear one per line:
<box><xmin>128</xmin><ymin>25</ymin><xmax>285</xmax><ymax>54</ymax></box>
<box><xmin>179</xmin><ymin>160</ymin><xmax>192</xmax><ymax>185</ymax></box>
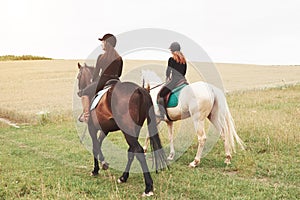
<box><xmin>88</xmin><ymin>125</ymin><xmax>100</xmax><ymax>176</ymax></box>
<box><xmin>189</xmin><ymin>120</ymin><xmax>206</xmax><ymax>168</ymax></box>
<box><xmin>98</xmin><ymin>131</ymin><xmax>109</xmax><ymax>170</ymax></box>
<box><xmin>88</xmin><ymin>125</ymin><xmax>107</xmax><ymax>176</ymax></box>
<box><xmin>123</xmin><ymin>134</ymin><xmax>154</xmax><ymax>196</ymax></box>
<box><xmin>166</xmin><ymin>121</ymin><xmax>175</xmax><ymax>160</ymax></box>
<box><xmin>117</xmin><ymin>151</ymin><xmax>134</xmax><ymax>183</ymax></box>
<box><xmin>136</xmin><ymin>148</ymin><xmax>154</xmax><ymax>196</ymax></box>
<box><xmin>210</xmin><ymin>117</ymin><xmax>232</xmax><ymax>164</ymax></box>
<box><xmin>220</xmin><ymin>129</ymin><xmax>232</xmax><ymax>165</ymax></box>
<box><xmin>143</xmin><ymin>133</ymin><xmax>149</xmax><ymax>154</ymax></box>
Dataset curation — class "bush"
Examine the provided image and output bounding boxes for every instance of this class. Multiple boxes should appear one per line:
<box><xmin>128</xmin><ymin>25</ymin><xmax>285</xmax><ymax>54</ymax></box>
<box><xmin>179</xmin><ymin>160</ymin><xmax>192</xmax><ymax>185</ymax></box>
<box><xmin>0</xmin><ymin>55</ymin><xmax>52</xmax><ymax>61</ymax></box>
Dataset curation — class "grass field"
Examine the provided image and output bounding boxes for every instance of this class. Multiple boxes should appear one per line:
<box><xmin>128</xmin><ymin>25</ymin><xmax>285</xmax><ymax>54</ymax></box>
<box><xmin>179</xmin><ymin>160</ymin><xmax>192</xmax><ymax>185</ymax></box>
<box><xmin>0</xmin><ymin>85</ymin><xmax>299</xmax><ymax>199</ymax></box>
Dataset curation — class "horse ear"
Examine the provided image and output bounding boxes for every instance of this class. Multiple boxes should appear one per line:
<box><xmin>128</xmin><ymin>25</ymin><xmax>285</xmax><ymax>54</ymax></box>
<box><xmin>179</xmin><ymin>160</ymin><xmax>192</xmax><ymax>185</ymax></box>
<box><xmin>146</xmin><ymin>83</ymin><xmax>150</xmax><ymax>92</ymax></box>
<box><xmin>78</xmin><ymin>62</ymin><xmax>81</xmax><ymax>69</ymax></box>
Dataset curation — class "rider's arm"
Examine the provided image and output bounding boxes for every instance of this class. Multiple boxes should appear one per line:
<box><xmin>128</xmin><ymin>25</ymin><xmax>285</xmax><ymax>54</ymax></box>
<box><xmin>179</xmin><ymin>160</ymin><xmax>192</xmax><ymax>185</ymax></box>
<box><xmin>166</xmin><ymin>57</ymin><xmax>173</xmax><ymax>80</ymax></box>
<box><xmin>92</xmin><ymin>54</ymin><xmax>102</xmax><ymax>81</ymax></box>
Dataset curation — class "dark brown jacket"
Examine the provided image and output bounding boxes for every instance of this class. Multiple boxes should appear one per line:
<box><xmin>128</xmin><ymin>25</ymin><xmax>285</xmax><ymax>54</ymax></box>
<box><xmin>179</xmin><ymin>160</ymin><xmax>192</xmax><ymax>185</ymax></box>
<box><xmin>93</xmin><ymin>55</ymin><xmax>123</xmax><ymax>82</ymax></box>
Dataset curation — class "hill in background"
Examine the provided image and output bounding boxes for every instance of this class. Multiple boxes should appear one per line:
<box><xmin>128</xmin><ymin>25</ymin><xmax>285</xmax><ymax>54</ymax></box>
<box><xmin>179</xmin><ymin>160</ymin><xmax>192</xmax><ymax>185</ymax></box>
<box><xmin>0</xmin><ymin>55</ymin><xmax>52</xmax><ymax>61</ymax></box>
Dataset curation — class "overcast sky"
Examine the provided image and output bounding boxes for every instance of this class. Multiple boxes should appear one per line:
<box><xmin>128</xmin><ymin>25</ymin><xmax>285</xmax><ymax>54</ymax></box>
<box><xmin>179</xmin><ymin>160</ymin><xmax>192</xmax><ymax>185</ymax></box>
<box><xmin>1</xmin><ymin>0</ymin><xmax>300</xmax><ymax>65</ymax></box>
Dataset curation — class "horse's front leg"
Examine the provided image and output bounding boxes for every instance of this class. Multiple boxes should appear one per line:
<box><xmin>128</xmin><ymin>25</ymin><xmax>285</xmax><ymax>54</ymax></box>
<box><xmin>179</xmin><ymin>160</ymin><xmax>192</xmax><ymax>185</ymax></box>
<box><xmin>166</xmin><ymin>121</ymin><xmax>175</xmax><ymax>160</ymax></box>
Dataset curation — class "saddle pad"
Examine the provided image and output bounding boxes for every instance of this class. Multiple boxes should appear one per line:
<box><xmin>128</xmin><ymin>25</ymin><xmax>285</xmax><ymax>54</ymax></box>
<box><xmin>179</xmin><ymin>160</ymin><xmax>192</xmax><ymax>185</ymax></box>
<box><xmin>90</xmin><ymin>87</ymin><xmax>110</xmax><ymax>110</ymax></box>
<box><xmin>167</xmin><ymin>84</ymin><xmax>188</xmax><ymax>107</ymax></box>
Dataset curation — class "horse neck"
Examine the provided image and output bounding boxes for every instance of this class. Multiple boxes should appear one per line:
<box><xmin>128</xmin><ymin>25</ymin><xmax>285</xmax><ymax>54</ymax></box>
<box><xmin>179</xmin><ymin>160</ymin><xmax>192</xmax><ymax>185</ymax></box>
<box><xmin>82</xmin><ymin>67</ymin><xmax>93</xmax><ymax>87</ymax></box>
<box><xmin>148</xmin><ymin>82</ymin><xmax>161</xmax><ymax>100</ymax></box>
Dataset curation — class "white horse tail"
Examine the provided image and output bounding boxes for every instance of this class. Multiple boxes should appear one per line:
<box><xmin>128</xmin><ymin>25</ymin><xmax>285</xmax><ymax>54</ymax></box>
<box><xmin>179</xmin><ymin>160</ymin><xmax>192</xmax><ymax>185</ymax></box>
<box><xmin>209</xmin><ymin>85</ymin><xmax>245</xmax><ymax>153</ymax></box>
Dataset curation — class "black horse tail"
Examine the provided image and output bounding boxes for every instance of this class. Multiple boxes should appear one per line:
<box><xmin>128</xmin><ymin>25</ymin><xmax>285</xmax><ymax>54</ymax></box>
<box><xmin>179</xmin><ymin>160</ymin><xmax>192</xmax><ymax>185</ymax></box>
<box><xmin>139</xmin><ymin>88</ymin><xmax>168</xmax><ymax>172</ymax></box>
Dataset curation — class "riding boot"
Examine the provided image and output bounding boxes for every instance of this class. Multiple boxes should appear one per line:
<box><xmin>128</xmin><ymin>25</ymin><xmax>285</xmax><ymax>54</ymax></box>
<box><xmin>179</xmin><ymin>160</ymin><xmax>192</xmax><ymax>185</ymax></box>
<box><xmin>78</xmin><ymin>95</ymin><xmax>90</xmax><ymax>123</ymax></box>
<box><xmin>157</xmin><ymin>97</ymin><xmax>166</xmax><ymax>119</ymax></box>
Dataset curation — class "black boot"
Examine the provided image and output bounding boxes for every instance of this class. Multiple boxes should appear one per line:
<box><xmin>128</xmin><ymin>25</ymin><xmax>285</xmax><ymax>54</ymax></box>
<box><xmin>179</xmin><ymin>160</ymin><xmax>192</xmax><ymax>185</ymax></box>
<box><xmin>157</xmin><ymin>97</ymin><xmax>166</xmax><ymax>120</ymax></box>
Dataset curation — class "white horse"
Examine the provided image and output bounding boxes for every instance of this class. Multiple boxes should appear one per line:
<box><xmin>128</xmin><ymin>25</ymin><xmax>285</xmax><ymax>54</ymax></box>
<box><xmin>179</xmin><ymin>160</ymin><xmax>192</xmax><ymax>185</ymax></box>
<box><xmin>142</xmin><ymin>70</ymin><xmax>245</xmax><ymax>167</ymax></box>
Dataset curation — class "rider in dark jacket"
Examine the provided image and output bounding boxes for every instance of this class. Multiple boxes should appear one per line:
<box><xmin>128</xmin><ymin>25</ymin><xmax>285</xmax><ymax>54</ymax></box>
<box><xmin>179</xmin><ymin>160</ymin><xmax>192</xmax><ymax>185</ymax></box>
<box><xmin>79</xmin><ymin>33</ymin><xmax>123</xmax><ymax>123</ymax></box>
<box><xmin>157</xmin><ymin>42</ymin><xmax>187</xmax><ymax>119</ymax></box>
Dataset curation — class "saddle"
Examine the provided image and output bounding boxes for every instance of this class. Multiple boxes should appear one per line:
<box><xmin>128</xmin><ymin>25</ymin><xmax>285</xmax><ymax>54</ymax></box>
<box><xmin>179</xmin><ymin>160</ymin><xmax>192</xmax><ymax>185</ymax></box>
<box><xmin>104</xmin><ymin>79</ymin><xmax>119</xmax><ymax>89</ymax></box>
<box><xmin>164</xmin><ymin>80</ymin><xmax>188</xmax><ymax>108</ymax></box>
<box><xmin>90</xmin><ymin>79</ymin><xmax>120</xmax><ymax>110</ymax></box>
<box><xmin>90</xmin><ymin>87</ymin><xmax>110</xmax><ymax>110</ymax></box>
<box><xmin>166</xmin><ymin>83</ymin><xmax>188</xmax><ymax>107</ymax></box>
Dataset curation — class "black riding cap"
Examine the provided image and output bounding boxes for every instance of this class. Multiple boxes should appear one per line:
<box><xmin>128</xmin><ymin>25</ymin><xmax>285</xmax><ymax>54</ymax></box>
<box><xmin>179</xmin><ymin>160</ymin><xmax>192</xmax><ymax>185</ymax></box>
<box><xmin>99</xmin><ymin>33</ymin><xmax>117</xmax><ymax>47</ymax></box>
<box><xmin>169</xmin><ymin>42</ymin><xmax>181</xmax><ymax>52</ymax></box>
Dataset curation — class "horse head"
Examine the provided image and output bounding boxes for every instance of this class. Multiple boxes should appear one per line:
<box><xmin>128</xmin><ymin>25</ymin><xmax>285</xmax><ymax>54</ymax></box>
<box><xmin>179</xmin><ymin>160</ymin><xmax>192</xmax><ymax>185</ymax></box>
<box><xmin>141</xmin><ymin>70</ymin><xmax>163</xmax><ymax>88</ymax></box>
<box><xmin>77</xmin><ymin>62</ymin><xmax>94</xmax><ymax>95</ymax></box>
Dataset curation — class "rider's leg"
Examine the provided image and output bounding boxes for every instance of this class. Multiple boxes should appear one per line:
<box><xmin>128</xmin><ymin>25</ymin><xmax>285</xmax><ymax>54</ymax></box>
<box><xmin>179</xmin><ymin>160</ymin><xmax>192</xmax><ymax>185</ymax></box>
<box><xmin>78</xmin><ymin>82</ymin><xmax>96</xmax><ymax>123</ymax></box>
<box><xmin>78</xmin><ymin>95</ymin><xmax>90</xmax><ymax>122</ymax></box>
<box><xmin>157</xmin><ymin>87</ymin><xmax>169</xmax><ymax>119</ymax></box>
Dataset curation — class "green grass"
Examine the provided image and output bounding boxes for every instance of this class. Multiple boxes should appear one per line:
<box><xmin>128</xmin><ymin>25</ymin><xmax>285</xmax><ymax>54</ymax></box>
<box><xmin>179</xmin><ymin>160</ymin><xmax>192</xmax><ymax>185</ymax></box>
<box><xmin>0</xmin><ymin>55</ymin><xmax>52</xmax><ymax>61</ymax></box>
<box><xmin>0</xmin><ymin>85</ymin><xmax>299</xmax><ymax>199</ymax></box>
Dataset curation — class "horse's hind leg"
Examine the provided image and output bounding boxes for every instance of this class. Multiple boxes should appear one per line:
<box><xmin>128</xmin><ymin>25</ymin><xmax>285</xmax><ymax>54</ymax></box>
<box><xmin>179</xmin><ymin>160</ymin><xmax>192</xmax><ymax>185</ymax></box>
<box><xmin>220</xmin><ymin>128</ymin><xmax>232</xmax><ymax>165</ymax></box>
<box><xmin>117</xmin><ymin>151</ymin><xmax>134</xmax><ymax>183</ymax></box>
<box><xmin>189</xmin><ymin>119</ymin><xmax>206</xmax><ymax>168</ymax></box>
<box><xmin>88</xmin><ymin>125</ymin><xmax>100</xmax><ymax>175</ymax></box>
<box><xmin>209</xmin><ymin>115</ymin><xmax>232</xmax><ymax>164</ymax></box>
<box><xmin>88</xmin><ymin>125</ymin><xmax>107</xmax><ymax>176</ymax></box>
<box><xmin>121</xmin><ymin>134</ymin><xmax>153</xmax><ymax>196</ymax></box>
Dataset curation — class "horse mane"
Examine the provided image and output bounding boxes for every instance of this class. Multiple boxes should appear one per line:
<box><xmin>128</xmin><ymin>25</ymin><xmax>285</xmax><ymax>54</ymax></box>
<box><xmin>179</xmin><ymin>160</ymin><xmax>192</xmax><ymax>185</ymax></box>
<box><xmin>141</xmin><ymin>70</ymin><xmax>162</xmax><ymax>85</ymax></box>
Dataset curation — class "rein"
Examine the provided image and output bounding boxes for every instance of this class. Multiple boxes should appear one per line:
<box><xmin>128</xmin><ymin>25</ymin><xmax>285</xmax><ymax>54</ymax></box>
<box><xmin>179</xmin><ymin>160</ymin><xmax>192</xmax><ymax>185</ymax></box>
<box><xmin>149</xmin><ymin>82</ymin><xmax>165</xmax><ymax>91</ymax></box>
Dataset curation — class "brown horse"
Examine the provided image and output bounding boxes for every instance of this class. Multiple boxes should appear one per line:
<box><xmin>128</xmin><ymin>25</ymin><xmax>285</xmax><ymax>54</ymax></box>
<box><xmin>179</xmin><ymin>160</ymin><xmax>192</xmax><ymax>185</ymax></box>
<box><xmin>76</xmin><ymin>63</ymin><xmax>167</xmax><ymax>196</ymax></box>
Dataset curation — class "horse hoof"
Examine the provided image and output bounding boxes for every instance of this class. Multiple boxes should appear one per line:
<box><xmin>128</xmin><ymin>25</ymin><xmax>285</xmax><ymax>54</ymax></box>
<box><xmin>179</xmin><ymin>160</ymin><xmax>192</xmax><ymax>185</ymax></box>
<box><xmin>101</xmin><ymin>161</ymin><xmax>109</xmax><ymax>170</ymax></box>
<box><xmin>224</xmin><ymin>159</ymin><xmax>231</xmax><ymax>165</ymax></box>
<box><xmin>224</xmin><ymin>155</ymin><xmax>232</xmax><ymax>165</ymax></box>
<box><xmin>167</xmin><ymin>153</ymin><xmax>175</xmax><ymax>160</ymax></box>
<box><xmin>117</xmin><ymin>179</ymin><xmax>122</xmax><ymax>184</ymax></box>
<box><xmin>143</xmin><ymin>147</ymin><xmax>147</xmax><ymax>153</ymax></box>
<box><xmin>189</xmin><ymin>159</ymin><xmax>200</xmax><ymax>168</ymax></box>
<box><xmin>90</xmin><ymin>171</ymin><xmax>99</xmax><ymax>176</ymax></box>
<box><xmin>117</xmin><ymin>177</ymin><xmax>126</xmax><ymax>184</ymax></box>
<box><xmin>142</xmin><ymin>191</ymin><xmax>154</xmax><ymax>197</ymax></box>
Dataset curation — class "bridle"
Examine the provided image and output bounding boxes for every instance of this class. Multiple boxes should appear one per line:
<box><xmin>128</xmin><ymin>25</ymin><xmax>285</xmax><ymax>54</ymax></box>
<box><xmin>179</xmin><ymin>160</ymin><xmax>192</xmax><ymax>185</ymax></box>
<box><xmin>77</xmin><ymin>66</ymin><xmax>93</xmax><ymax>94</ymax></box>
<box><xmin>148</xmin><ymin>82</ymin><xmax>165</xmax><ymax>91</ymax></box>
<box><xmin>79</xmin><ymin>66</ymin><xmax>93</xmax><ymax>81</ymax></box>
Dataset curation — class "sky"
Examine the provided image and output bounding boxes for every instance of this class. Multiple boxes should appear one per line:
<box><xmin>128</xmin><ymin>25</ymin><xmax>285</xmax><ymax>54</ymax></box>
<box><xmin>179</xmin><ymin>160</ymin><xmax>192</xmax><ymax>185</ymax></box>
<box><xmin>0</xmin><ymin>0</ymin><xmax>300</xmax><ymax>65</ymax></box>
